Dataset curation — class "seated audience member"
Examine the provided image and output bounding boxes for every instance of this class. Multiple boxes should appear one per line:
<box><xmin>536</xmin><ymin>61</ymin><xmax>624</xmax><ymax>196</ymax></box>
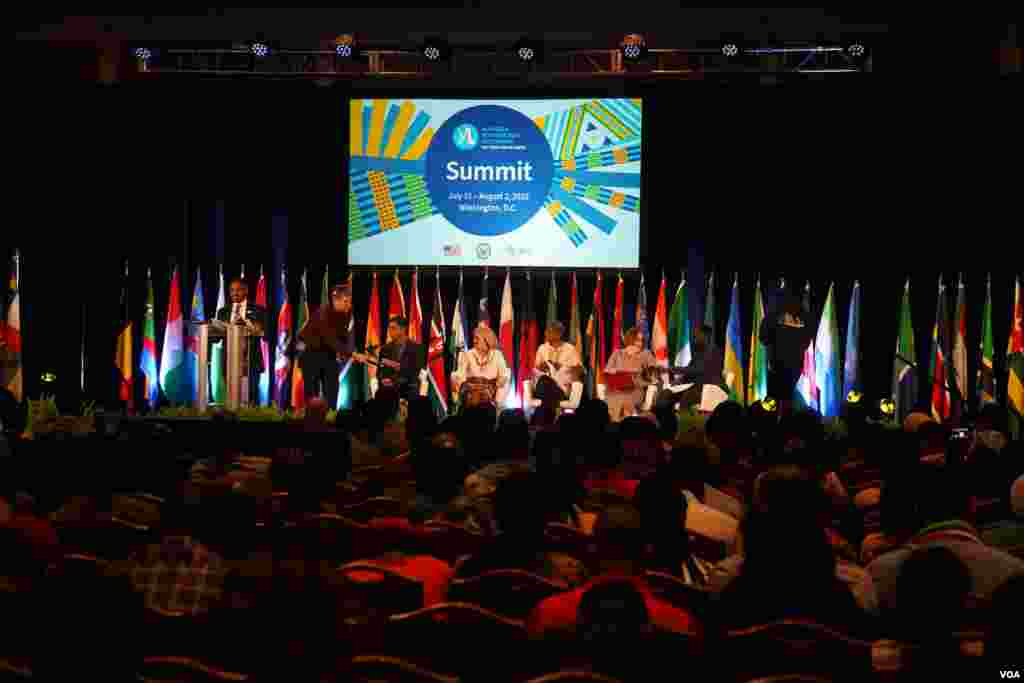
<box><xmin>987</xmin><ymin>574</ymin><xmax>1024</xmax><ymax>668</ymax></box>
<box><xmin>118</xmin><ymin>494</ymin><xmax>228</xmax><ymax>616</ymax></box>
<box><xmin>902</xmin><ymin>410</ymin><xmax>933</xmax><ymax>434</ymax></box>
<box><xmin>1</xmin><ymin>525</ymin><xmax>56</xmax><ymax>674</ymax></box>
<box><xmin>189</xmin><ymin>442</ymin><xmax>272</xmax><ymax>500</ymax></box>
<box><xmin>653</xmin><ymin>406</ymin><xmax>679</xmax><ymax>454</ymax></box>
<box><xmin>893</xmin><ymin>546</ymin><xmax>970</xmax><ymax>639</ymax></box>
<box><xmin>495</xmin><ymin>408</ymin><xmax>531</xmax><ymax>461</ymax></box>
<box><xmin>458</xmin><ymin>403</ymin><xmax>499</xmax><ymax>469</ymax></box>
<box><xmin>662</xmin><ymin>446</ymin><xmax>740</xmax><ymax>549</ymax></box>
<box><xmin>345</xmin><ymin>549</ymin><xmax>454</xmax><ymax>608</ymax></box>
<box><xmin>859</xmin><ymin>462</ymin><xmax>1024</xmax><ymax>617</ymax></box>
<box><xmin>633</xmin><ymin>475</ymin><xmax>710</xmax><ymax>586</ymax></box>
<box><xmin>0</xmin><ymin>524</ymin><xmax>47</xmax><ymax>593</ymax></box>
<box><xmin>713</xmin><ymin>466</ymin><xmax>872</xmax><ymax>628</ymax></box>
<box><xmin>619</xmin><ymin>415</ymin><xmax>663</xmax><ymax>480</ymax></box>
<box><xmin>974</xmin><ymin>403</ymin><xmax>1009</xmax><ymax>440</ymax></box>
<box><xmin>533</xmin><ymin>423</ymin><xmax>587</xmax><ymax>528</ymax></box>
<box><xmin>576</xmin><ymin>398</ymin><xmax>611</xmax><ymax>435</ymax></box>
<box><xmin>583</xmin><ymin>433</ymin><xmax>640</xmax><ymax>500</ymax></box>
<box><xmin>664</xmin><ymin>444</ymin><xmax>740</xmax><ymax>519</ymax></box>
<box><xmin>916</xmin><ymin>420</ymin><xmax>948</xmax><ymax>465</ymax></box>
<box><xmin>573</xmin><ymin>579</ymin><xmax>653</xmax><ymax>681</ymax></box>
<box><xmin>464</xmin><ymin>460</ymin><xmax>533</xmax><ymax>501</ymax></box>
<box><xmin>51</xmin><ymin>489</ymin><xmax>117</xmax><ymax>554</ymax></box>
<box><xmin>350</xmin><ymin>386</ymin><xmax>407</xmax><ymax>466</ymax></box>
<box><xmin>772</xmin><ymin>409</ymin><xmax>826</xmax><ymax>455</ymax></box>
<box><xmin>662</xmin><ymin>445</ymin><xmax>711</xmax><ymax>505</ymax></box>
<box><xmin>888</xmin><ymin>547</ymin><xmax>975</xmax><ymax>676</ymax></box>
<box><xmin>859</xmin><ymin>432</ymin><xmax>924</xmax><ymax>564</ymax></box>
<box><xmin>703</xmin><ymin>402</ymin><xmax>751</xmax><ymax>499</ymax></box>
<box><xmin>405</xmin><ymin>429</ymin><xmax>487</xmax><ymax>532</ymax></box>
<box><xmin>455</xmin><ymin>470</ymin><xmax>586</xmax><ymax>587</ymax></box>
<box><xmin>404</xmin><ymin>396</ymin><xmax>437</xmax><ymax>451</ymax></box>
<box><xmin>527</xmin><ymin>503</ymin><xmax>702</xmax><ymax>638</ymax></box>
<box><xmin>775</xmin><ymin>437</ymin><xmax>860</xmax><ymax>556</ymax></box>
<box><xmin>0</xmin><ymin>386</ymin><xmax>27</xmax><ymax>437</ymax></box>
<box><xmin>982</xmin><ymin>474</ymin><xmax>1024</xmax><ymax>550</ymax></box>
<box><xmin>188</xmin><ymin>417</ymin><xmax>250</xmax><ymax>489</ymax></box>
<box><xmin>462</xmin><ymin>409</ymin><xmax>532</xmax><ymax>500</ymax></box>
<box><xmin>2</xmin><ymin>492</ymin><xmax>60</xmax><ymax>568</ymax></box>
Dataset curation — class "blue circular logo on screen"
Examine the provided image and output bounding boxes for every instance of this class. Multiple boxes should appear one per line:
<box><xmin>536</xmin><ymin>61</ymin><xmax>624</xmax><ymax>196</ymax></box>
<box><xmin>452</xmin><ymin>123</ymin><xmax>479</xmax><ymax>151</ymax></box>
<box><xmin>426</xmin><ymin>105</ymin><xmax>555</xmax><ymax>237</ymax></box>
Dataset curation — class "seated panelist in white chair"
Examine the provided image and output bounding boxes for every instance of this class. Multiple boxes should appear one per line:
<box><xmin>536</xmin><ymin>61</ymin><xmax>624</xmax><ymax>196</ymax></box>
<box><xmin>532</xmin><ymin>321</ymin><xmax>583</xmax><ymax>408</ymax></box>
<box><xmin>451</xmin><ymin>324</ymin><xmax>510</xmax><ymax>408</ymax></box>
<box><xmin>603</xmin><ymin>326</ymin><xmax>658</xmax><ymax>422</ymax></box>
<box><xmin>653</xmin><ymin>324</ymin><xmax>727</xmax><ymax>414</ymax></box>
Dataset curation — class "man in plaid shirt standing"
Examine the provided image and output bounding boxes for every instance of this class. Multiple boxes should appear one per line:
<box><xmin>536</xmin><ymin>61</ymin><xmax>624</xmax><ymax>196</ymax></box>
<box><xmin>123</xmin><ymin>495</ymin><xmax>228</xmax><ymax>616</ymax></box>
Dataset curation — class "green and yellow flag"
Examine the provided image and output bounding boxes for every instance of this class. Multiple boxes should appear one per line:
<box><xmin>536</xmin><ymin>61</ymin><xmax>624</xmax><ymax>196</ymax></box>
<box><xmin>1008</xmin><ymin>276</ymin><xmax>1023</xmax><ymax>440</ymax></box>
<box><xmin>977</xmin><ymin>275</ymin><xmax>995</xmax><ymax>407</ymax></box>
<box><xmin>747</xmin><ymin>278</ymin><xmax>768</xmax><ymax>405</ymax></box>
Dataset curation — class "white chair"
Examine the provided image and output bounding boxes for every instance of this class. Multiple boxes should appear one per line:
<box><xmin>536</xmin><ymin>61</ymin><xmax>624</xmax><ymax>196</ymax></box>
<box><xmin>522</xmin><ymin>379</ymin><xmax>585</xmax><ymax>416</ymax></box>
<box><xmin>700</xmin><ymin>384</ymin><xmax>729</xmax><ymax>413</ymax></box>
<box><xmin>450</xmin><ymin>351</ymin><xmax>510</xmax><ymax>407</ymax></box>
<box><xmin>642</xmin><ymin>385</ymin><xmax>659</xmax><ymax>412</ymax></box>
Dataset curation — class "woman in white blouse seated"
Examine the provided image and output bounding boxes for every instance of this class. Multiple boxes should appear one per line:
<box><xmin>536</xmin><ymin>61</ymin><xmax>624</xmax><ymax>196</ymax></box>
<box><xmin>451</xmin><ymin>324</ymin><xmax>511</xmax><ymax>408</ymax></box>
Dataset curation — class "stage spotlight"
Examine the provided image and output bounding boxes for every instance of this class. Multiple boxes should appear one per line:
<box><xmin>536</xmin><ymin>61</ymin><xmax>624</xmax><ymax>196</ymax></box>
<box><xmin>250</xmin><ymin>41</ymin><xmax>271</xmax><ymax>58</ymax></box>
<box><xmin>620</xmin><ymin>33</ymin><xmax>647</xmax><ymax>61</ymax></box>
<box><xmin>878</xmin><ymin>398</ymin><xmax>896</xmax><ymax>420</ymax></box>
<box><xmin>335</xmin><ymin>34</ymin><xmax>356</xmax><ymax>58</ymax></box>
<box><xmin>421</xmin><ymin>37</ymin><xmax>451</xmax><ymax>62</ymax></box>
<box><xmin>721</xmin><ymin>42</ymin><xmax>740</xmax><ymax>57</ymax></box>
<box><xmin>847</xmin><ymin>390</ymin><xmax>863</xmax><ymax>405</ymax></box>
<box><xmin>760</xmin><ymin>397</ymin><xmax>778</xmax><ymax>413</ymax></box>
<box><xmin>134</xmin><ymin>47</ymin><xmax>152</xmax><ymax>62</ymax></box>
<box><xmin>515</xmin><ymin>38</ymin><xmax>541</xmax><ymax>63</ymax></box>
<box><xmin>847</xmin><ymin>43</ymin><xmax>866</xmax><ymax>58</ymax></box>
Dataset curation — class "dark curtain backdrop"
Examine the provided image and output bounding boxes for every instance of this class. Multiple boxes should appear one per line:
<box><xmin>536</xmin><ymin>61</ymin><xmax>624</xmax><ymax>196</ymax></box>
<box><xmin>9</xmin><ymin>72</ymin><xmax>1021</xmax><ymax>412</ymax></box>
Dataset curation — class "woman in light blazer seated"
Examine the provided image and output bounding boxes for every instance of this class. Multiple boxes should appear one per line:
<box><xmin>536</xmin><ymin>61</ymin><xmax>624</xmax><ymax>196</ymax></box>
<box><xmin>451</xmin><ymin>324</ymin><xmax>511</xmax><ymax>408</ymax></box>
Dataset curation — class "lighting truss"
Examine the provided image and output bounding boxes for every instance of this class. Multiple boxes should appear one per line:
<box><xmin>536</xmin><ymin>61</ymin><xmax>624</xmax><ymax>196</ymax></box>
<box><xmin>139</xmin><ymin>44</ymin><xmax>869</xmax><ymax>78</ymax></box>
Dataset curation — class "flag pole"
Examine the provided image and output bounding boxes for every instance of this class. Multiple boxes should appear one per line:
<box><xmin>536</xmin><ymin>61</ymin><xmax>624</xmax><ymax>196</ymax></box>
<box><xmin>81</xmin><ymin>300</ymin><xmax>87</xmax><ymax>394</ymax></box>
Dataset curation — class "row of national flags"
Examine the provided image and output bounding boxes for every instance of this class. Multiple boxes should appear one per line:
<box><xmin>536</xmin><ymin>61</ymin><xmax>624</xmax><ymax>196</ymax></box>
<box><xmin>722</xmin><ymin>273</ymin><xmax>1023</xmax><ymax>431</ymax></box>
<box><xmin>1</xmin><ymin>251</ymin><xmax>1019</xmax><ymax>439</ymax></box>
<box><xmin>101</xmin><ymin>267</ymin><xmax>1024</xmax><ymax>434</ymax></box>
<box><xmin>893</xmin><ymin>275</ymin><xmax>1023</xmax><ymax>437</ymax></box>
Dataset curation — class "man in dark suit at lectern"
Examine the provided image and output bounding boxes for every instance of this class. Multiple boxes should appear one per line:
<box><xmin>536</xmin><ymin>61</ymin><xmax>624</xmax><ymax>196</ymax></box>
<box><xmin>378</xmin><ymin>316</ymin><xmax>425</xmax><ymax>402</ymax></box>
<box><xmin>214</xmin><ymin>278</ymin><xmax>267</xmax><ymax>405</ymax></box>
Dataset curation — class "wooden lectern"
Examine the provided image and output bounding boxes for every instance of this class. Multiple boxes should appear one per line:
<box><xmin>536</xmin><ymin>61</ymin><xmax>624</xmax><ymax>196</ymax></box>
<box><xmin>188</xmin><ymin>320</ymin><xmax>255</xmax><ymax>412</ymax></box>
